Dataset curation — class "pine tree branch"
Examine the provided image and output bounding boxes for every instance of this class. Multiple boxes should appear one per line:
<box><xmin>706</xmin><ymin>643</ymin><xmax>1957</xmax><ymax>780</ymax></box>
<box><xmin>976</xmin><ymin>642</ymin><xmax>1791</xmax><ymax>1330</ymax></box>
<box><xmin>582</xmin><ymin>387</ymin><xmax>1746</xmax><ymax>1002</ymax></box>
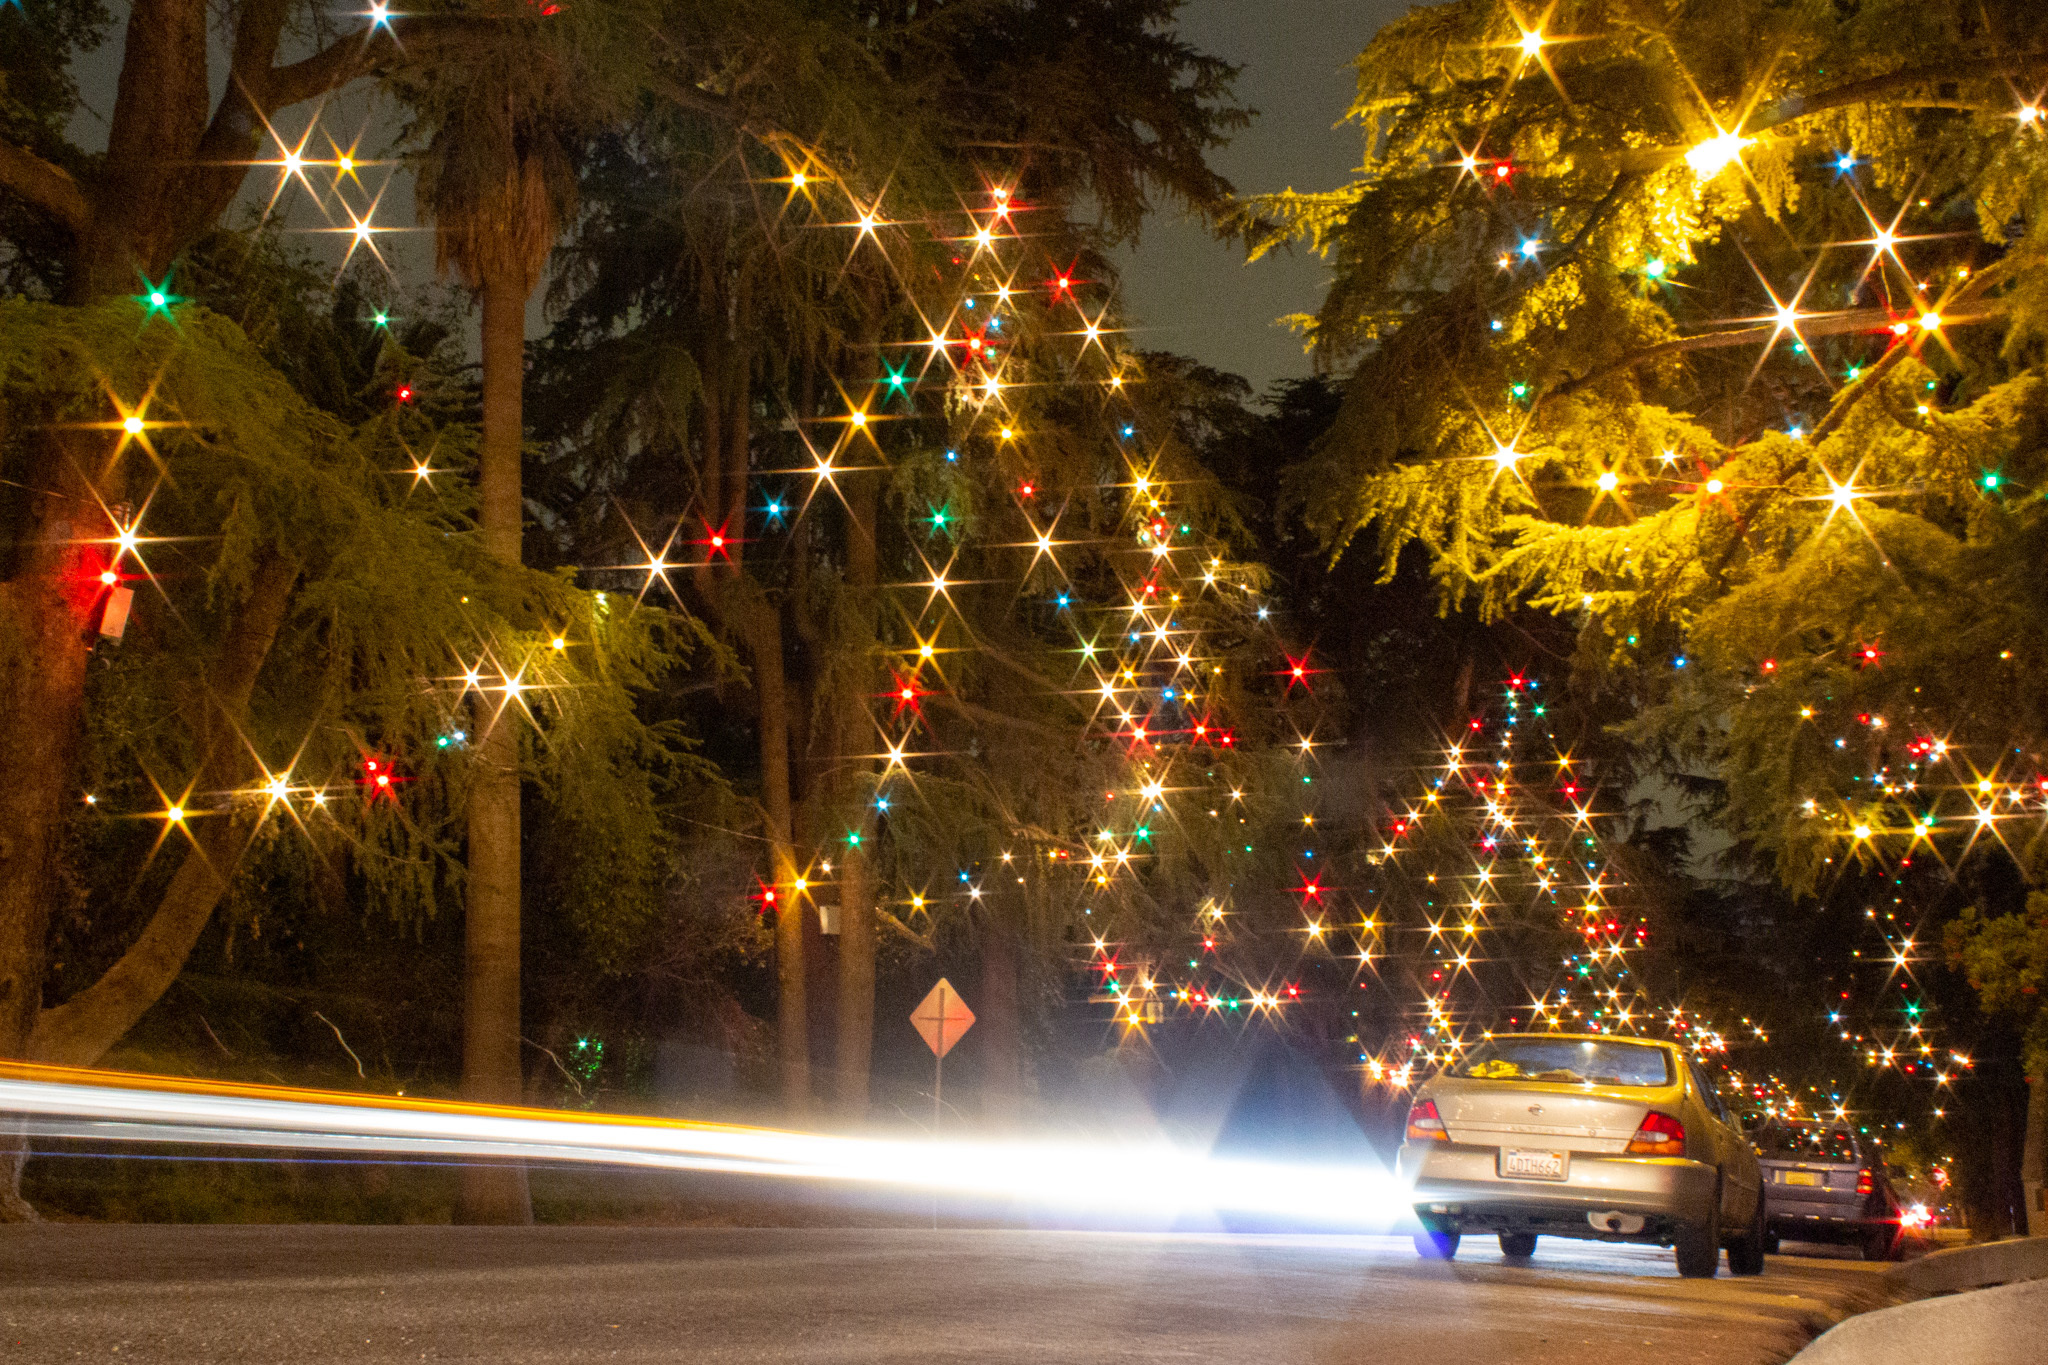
<box><xmin>0</xmin><ymin>139</ymin><xmax>91</xmax><ymax>236</ymax></box>
<box><xmin>1550</xmin><ymin>306</ymin><xmax>2001</xmax><ymax>399</ymax></box>
<box><xmin>264</xmin><ymin>23</ymin><xmax>415</xmax><ymax>112</ymax></box>
<box><xmin>1751</xmin><ymin>52</ymin><xmax>2048</xmax><ymax>133</ymax></box>
<box><xmin>26</xmin><ymin>550</ymin><xmax>301</xmax><ymax>1067</ymax></box>
<box><xmin>876</xmin><ymin>908</ymin><xmax>936</xmax><ymax>952</ymax></box>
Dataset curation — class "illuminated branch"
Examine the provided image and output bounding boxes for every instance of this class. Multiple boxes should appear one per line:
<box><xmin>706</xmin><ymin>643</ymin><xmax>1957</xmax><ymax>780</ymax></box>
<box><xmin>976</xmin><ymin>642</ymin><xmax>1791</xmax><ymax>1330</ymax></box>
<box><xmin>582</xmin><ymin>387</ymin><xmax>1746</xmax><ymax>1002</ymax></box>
<box><xmin>0</xmin><ymin>140</ymin><xmax>90</xmax><ymax>236</ymax></box>
<box><xmin>876</xmin><ymin>908</ymin><xmax>937</xmax><ymax>952</ymax></box>
<box><xmin>27</xmin><ymin>551</ymin><xmax>301</xmax><ymax>1068</ymax></box>
<box><xmin>1551</xmin><ymin>306</ymin><xmax>2000</xmax><ymax>399</ymax></box>
<box><xmin>1750</xmin><ymin>52</ymin><xmax>2048</xmax><ymax>132</ymax></box>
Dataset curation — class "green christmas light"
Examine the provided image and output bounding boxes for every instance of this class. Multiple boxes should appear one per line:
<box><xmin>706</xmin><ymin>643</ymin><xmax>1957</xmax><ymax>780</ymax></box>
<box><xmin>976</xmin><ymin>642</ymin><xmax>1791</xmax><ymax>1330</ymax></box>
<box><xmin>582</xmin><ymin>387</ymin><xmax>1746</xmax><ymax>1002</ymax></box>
<box><xmin>132</xmin><ymin>272</ymin><xmax>182</xmax><ymax>319</ymax></box>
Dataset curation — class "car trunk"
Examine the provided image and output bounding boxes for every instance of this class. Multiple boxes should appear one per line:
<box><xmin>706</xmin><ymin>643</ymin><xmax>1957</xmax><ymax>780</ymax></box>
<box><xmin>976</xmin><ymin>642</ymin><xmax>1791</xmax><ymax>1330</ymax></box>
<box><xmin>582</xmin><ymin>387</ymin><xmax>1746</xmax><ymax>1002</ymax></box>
<box><xmin>1429</xmin><ymin>1078</ymin><xmax>1655</xmax><ymax>1154</ymax></box>
<box><xmin>1762</xmin><ymin>1160</ymin><xmax>1863</xmax><ymax>1202</ymax></box>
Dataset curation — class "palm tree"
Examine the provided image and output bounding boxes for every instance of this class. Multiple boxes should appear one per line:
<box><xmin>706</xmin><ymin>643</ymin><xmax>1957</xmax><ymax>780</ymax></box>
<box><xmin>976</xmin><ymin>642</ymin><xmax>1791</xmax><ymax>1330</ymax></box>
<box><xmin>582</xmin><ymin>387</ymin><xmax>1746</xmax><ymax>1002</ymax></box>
<box><xmin>412</xmin><ymin>23</ymin><xmax>580</xmax><ymax>1225</ymax></box>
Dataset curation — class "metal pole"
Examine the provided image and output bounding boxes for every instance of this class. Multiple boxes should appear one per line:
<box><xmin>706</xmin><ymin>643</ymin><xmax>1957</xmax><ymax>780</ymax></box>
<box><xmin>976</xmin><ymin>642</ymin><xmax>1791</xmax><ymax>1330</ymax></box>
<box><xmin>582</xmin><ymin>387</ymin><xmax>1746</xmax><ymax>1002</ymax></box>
<box><xmin>933</xmin><ymin>990</ymin><xmax>945</xmax><ymax>1134</ymax></box>
<box><xmin>932</xmin><ymin>990</ymin><xmax>945</xmax><ymax>1231</ymax></box>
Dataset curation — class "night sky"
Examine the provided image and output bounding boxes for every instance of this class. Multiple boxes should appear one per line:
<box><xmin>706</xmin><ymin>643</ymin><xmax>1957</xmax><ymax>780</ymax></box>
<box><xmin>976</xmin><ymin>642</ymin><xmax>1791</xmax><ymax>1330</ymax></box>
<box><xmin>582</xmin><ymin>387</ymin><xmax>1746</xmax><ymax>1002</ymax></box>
<box><xmin>64</xmin><ymin>0</ymin><xmax>1408</xmax><ymax>385</ymax></box>
<box><xmin>1114</xmin><ymin>0</ymin><xmax>1412</xmax><ymax>394</ymax></box>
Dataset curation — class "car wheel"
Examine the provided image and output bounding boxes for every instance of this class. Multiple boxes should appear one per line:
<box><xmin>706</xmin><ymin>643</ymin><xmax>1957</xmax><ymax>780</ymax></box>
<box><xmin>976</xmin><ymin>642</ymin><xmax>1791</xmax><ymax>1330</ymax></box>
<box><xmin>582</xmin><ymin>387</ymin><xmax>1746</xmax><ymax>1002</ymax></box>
<box><xmin>1763</xmin><ymin>1233</ymin><xmax>1780</xmax><ymax>1256</ymax></box>
<box><xmin>1861</xmin><ymin>1226</ymin><xmax>1897</xmax><ymax>1262</ymax></box>
<box><xmin>1728</xmin><ymin>1190</ymin><xmax>1767</xmax><ymax>1276</ymax></box>
<box><xmin>1413</xmin><ymin>1229</ymin><xmax>1460</xmax><ymax>1260</ymax></box>
<box><xmin>1498</xmin><ymin>1232</ymin><xmax>1537</xmax><ymax>1259</ymax></box>
<box><xmin>1674</xmin><ymin>1219</ymin><xmax>1720</xmax><ymax>1278</ymax></box>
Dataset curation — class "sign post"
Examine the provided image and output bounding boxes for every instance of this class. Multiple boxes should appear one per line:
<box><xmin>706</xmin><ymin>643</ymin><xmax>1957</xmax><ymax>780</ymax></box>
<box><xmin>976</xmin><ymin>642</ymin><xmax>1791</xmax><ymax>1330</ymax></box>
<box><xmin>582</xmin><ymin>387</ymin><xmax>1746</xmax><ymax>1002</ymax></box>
<box><xmin>910</xmin><ymin>978</ymin><xmax>975</xmax><ymax>1134</ymax></box>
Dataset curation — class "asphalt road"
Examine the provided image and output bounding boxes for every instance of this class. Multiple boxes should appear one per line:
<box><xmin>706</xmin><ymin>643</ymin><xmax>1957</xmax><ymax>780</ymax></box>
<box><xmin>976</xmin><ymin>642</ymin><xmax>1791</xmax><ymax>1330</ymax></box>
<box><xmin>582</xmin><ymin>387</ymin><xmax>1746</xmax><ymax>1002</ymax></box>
<box><xmin>0</xmin><ymin>1225</ymin><xmax>1891</xmax><ymax>1364</ymax></box>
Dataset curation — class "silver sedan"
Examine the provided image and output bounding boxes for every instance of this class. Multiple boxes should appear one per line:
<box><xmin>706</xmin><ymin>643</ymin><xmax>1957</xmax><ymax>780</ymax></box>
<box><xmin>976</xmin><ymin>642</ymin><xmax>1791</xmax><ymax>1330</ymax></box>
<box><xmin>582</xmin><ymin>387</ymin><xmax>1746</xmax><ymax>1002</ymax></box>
<box><xmin>1396</xmin><ymin>1033</ymin><xmax>1766</xmax><ymax>1277</ymax></box>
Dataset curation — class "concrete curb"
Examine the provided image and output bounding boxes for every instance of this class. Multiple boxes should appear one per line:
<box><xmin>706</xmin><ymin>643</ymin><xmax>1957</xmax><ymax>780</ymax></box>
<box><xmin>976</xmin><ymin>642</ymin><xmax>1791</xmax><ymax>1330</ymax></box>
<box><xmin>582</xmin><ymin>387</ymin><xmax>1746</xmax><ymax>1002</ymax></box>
<box><xmin>1785</xmin><ymin>1277</ymin><xmax>2047</xmax><ymax>1364</ymax></box>
<box><xmin>1888</xmin><ymin>1235</ymin><xmax>2048</xmax><ymax>1295</ymax></box>
<box><xmin>1785</xmin><ymin>1238</ymin><xmax>2048</xmax><ymax>1365</ymax></box>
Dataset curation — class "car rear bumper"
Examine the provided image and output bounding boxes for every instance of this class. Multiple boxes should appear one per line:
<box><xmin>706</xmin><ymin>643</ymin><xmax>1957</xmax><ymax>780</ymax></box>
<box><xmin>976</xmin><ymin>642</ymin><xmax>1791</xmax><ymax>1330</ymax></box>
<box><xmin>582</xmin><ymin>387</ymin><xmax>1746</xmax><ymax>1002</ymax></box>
<box><xmin>1767</xmin><ymin>1201</ymin><xmax>1888</xmax><ymax>1242</ymax></box>
<box><xmin>1400</xmin><ymin>1140</ymin><xmax>1716</xmax><ymax>1242</ymax></box>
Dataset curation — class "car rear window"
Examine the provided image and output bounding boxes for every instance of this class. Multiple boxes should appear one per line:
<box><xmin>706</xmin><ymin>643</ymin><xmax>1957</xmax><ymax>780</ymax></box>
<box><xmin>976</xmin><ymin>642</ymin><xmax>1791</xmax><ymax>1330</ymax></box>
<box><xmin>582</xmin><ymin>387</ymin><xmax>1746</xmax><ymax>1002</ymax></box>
<box><xmin>1755</xmin><ymin>1125</ymin><xmax>1859</xmax><ymax>1162</ymax></box>
<box><xmin>1452</xmin><ymin>1038</ymin><xmax>1673</xmax><ymax>1088</ymax></box>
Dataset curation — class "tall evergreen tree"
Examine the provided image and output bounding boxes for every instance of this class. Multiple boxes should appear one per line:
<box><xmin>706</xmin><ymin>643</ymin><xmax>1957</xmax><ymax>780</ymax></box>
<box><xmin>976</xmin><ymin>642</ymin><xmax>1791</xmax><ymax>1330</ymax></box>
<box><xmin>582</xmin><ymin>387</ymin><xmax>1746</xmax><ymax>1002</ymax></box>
<box><xmin>533</xmin><ymin>0</ymin><xmax>1247</xmax><ymax>1115</ymax></box>
<box><xmin>1251</xmin><ymin>0</ymin><xmax>2048</xmax><ymax>1229</ymax></box>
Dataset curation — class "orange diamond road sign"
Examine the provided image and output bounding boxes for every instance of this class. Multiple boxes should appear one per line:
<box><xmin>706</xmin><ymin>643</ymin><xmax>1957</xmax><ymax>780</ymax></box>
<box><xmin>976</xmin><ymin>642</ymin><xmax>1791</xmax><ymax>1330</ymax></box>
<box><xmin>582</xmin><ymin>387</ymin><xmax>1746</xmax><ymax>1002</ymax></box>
<box><xmin>910</xmin><ymin>978</ymin><xmax>975</xmax><ymax>1059</ymax></box>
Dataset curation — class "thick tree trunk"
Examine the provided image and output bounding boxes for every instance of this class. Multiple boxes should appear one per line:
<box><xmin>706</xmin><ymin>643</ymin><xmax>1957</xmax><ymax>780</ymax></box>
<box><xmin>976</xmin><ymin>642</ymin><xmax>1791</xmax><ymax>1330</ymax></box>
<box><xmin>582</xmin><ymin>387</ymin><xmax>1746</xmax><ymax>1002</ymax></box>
<box><xmin>457</xmin><ymin>270</ymin><xmax>531</xmax><ymax>1224</ymax></box>
<box><xmin>0</xmin><ymin>484</ymin><xmax>92</xmax><ymax>1062</ymax></box>
<box><xmin>834</xmin><ymin>841</ymin><xmax>875</xmax><ymax>1120</ymax></box>
<box><xmin>0</xmin><ymin>0</ymin><xmax>395</xmax><ymax>1225</ymax></box>
<box><xmin>828</xmin><ymin>466</ymin><xmax>880</xmax><ymax>1119</ymax></box>
<box><xmin>690</xmin><ymin>361</ymin><xmax>726</xmax><ymax>600</ymax></box>
<box><xmin>747</xmin><ymin>603</ymin><xmax>806</xmax><ymax>1115</ymax></box>
<box><xmin>0</xmin><ymin>1123</ymin><xmax>30</xmax><ymax>1223</ymax></box>
<box><xmin>29</xmin><ymin>550</ymin><xmax>299</xmax><ymax>1067</ymax></box>
<box><xmin>0</xmin><ymin>431</ymin><xmax>104</xmax><ymax>1224</ymax></box>
<box><xmin>979</xmin><ymin>913</ymin><xmax>1022</xmax><ymax>1127</ymax></box>
<box><xmin>0</xmin><ymin>544</ymin><xmax>298</xmax><ymax>1219</ymax></box>
<box><xmin>722</xmin><ymin>362</ymin><xmax>752</xmax><ymax>563</ymax></box>
<box><xmin>66</xmin><ymin>0</ymin><xmax>209</xmax><ymax>300</ymax></box>
<box><xmin>2025</xmin><ymin>1063</ymin><xmax>2046</xmax><ymax>1237</ymax></box>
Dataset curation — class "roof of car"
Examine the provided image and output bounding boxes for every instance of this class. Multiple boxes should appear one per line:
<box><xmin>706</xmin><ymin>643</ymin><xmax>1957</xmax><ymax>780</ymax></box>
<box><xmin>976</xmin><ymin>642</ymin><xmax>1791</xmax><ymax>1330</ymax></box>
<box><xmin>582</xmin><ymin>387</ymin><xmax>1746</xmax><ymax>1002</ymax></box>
<box><xmin>1482</xmin><ymin>1032</ymin><xmax>1676</xmax><ymax>1047</ymax></box>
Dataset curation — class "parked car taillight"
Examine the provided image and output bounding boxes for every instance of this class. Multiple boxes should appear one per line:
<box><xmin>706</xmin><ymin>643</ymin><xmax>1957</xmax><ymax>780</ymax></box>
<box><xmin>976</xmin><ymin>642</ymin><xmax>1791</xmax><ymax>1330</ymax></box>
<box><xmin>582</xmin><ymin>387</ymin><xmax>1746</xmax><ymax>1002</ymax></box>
<box><xmin>1405</xmin><ymin>1098</ymin><xmax>1448</xmax><ymax>1143</ymax></box>
<box><xmin>1626</xmin><ymin>1110</ymin><xmax>1686</xmax><ymax>1156</ymax></box>
<box><xmin>1857</xmin><ymin>1168</ymin><xmax>1874</xmax><ymax>1195</ymax></box>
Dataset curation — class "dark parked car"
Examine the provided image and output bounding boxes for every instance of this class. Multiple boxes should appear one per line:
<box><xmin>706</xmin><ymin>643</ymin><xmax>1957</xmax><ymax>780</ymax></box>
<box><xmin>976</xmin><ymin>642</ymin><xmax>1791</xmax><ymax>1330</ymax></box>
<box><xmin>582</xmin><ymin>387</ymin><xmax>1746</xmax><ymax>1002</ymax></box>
<box><xmin>1752</xmin><ymin>1120</ymin><xmax>1902</xmax><ymax>1260</ymax></box>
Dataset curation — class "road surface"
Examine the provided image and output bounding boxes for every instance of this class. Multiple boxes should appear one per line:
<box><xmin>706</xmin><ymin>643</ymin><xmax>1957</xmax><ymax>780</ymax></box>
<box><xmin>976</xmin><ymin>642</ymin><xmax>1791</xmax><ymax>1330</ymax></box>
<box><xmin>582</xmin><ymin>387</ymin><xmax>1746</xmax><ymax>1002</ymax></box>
<box><xmin>0</xmin><ymin>1225</ymin><xmax>1890</xmax><ymax>1364</ymax></box>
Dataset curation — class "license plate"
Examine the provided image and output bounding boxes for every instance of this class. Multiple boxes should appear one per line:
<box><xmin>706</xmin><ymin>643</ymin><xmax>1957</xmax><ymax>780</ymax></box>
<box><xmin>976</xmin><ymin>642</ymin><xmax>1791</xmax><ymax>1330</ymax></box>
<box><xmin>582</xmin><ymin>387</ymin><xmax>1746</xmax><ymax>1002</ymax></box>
<box><xmin>1783</xmin><ymin>1171</ymin><xmax>1822</xmax><ymax>1187</ymax></box>
<box><xmin>1501</xmin><ymin>1148</ymin><xmax>1568</xmax><ymax>1181</ymax></box>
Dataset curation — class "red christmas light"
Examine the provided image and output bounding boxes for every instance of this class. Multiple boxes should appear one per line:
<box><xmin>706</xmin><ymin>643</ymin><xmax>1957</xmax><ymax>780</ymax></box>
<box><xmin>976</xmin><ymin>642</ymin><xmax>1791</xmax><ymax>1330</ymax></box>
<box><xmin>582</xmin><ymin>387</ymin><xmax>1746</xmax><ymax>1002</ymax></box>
<box><xmin>698</xmin><ymin>520</ymin><xmax>737</xmax><ymax>561</ymax></box>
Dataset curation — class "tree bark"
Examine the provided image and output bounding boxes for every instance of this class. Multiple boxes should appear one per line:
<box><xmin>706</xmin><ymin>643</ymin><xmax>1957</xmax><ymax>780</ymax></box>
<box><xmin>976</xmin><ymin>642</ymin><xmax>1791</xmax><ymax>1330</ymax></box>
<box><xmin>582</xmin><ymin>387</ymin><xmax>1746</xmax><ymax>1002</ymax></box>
<box><xmin>0</xmin><ymin>0</ymin><xmax>439</xmax><ymax>1222</ymax></box>
<box><xmin>29</xmin><ymin>550</ymin><xmax>299</xmax><ymax>1065</ymax></box>
<box><xmin>68</xmin><ymin>0</ymin><xmax>211</xmax><ymax>299</ymax></box>
<box><xmin>2025</xmin><ymin>1063</ymin><xmax>2046</xmax><ymax>1237</ymax></box>
<box><xmin>834</xmin><ymin>840</ymin><xmax>875</xmax><ymax>1120</ymax></box>
<box><xmin>0</xmin><ymin>431</ymin><xmax>104</xmax><ymax>1222</ymax></box>
<box><xmin>829</xmin><ymin>463</ymin><xmax>881</xmax><ymax>1119</ymax></box>
<box><xmin>722</xmin><ymin>363</ymin><xmax>752</xmax><ymax>570</ymax></box>
<box><xmin>747</xmin><ymin>602</ymin><xmax>806</xmax><ymax>1115</ymax></box>
<box><xmin>457</xmin><ymin>269</ymin><xmax>532</xmax><ymax>1224</ymax></box>
<box><xmin>979</xmin><ymin>912</ymin><xmax>1022</xmax><ymax>1127</ymax></box>
<box><xmin>0</xmin><ymin>546</ymin><xmax>299</xmax><ymax>1219</ymax></box>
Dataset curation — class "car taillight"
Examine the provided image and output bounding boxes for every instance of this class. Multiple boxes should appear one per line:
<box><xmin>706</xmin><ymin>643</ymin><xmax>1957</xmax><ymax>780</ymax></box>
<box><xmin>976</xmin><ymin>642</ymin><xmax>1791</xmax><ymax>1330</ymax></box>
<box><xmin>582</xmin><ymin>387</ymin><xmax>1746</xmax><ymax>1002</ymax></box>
<box><xmin>1405</xmin><ymin>1098</ymin><xmax>1448</xmax><ymax>1143</ymax></box>
<box><xmin>1857</xmin><ymin>1168</ymin><xmax>1874</xmax><ymax>1195</ymax></box>
<box><xmin>1626</xmin><ymin>1110</ymin><xmax>1686</xmax><ymax>1157</ymax></box>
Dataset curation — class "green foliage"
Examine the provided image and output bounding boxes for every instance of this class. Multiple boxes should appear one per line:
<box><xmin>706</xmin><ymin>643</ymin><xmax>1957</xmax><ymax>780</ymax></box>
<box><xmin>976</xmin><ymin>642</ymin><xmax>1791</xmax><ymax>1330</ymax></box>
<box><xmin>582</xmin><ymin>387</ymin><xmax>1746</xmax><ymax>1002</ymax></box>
<box><xmin>1947</xmin><ymin>896</ymin><xmax>2048</xmax><ymax>1075</ymax></box>
<box><xmin>0</xmin><ymin>281</ymin><xmax>690</xmax><ymax>994</ymax></box>
<box><xmin>1261</xmin><ymin>0</ymin><xmax>2048</xmax><ymax>885</ymax></box>
<box><xmin>0</xmin><ymin>0</ymin><xmax>111</xmax><ymax>295</ymax></box>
